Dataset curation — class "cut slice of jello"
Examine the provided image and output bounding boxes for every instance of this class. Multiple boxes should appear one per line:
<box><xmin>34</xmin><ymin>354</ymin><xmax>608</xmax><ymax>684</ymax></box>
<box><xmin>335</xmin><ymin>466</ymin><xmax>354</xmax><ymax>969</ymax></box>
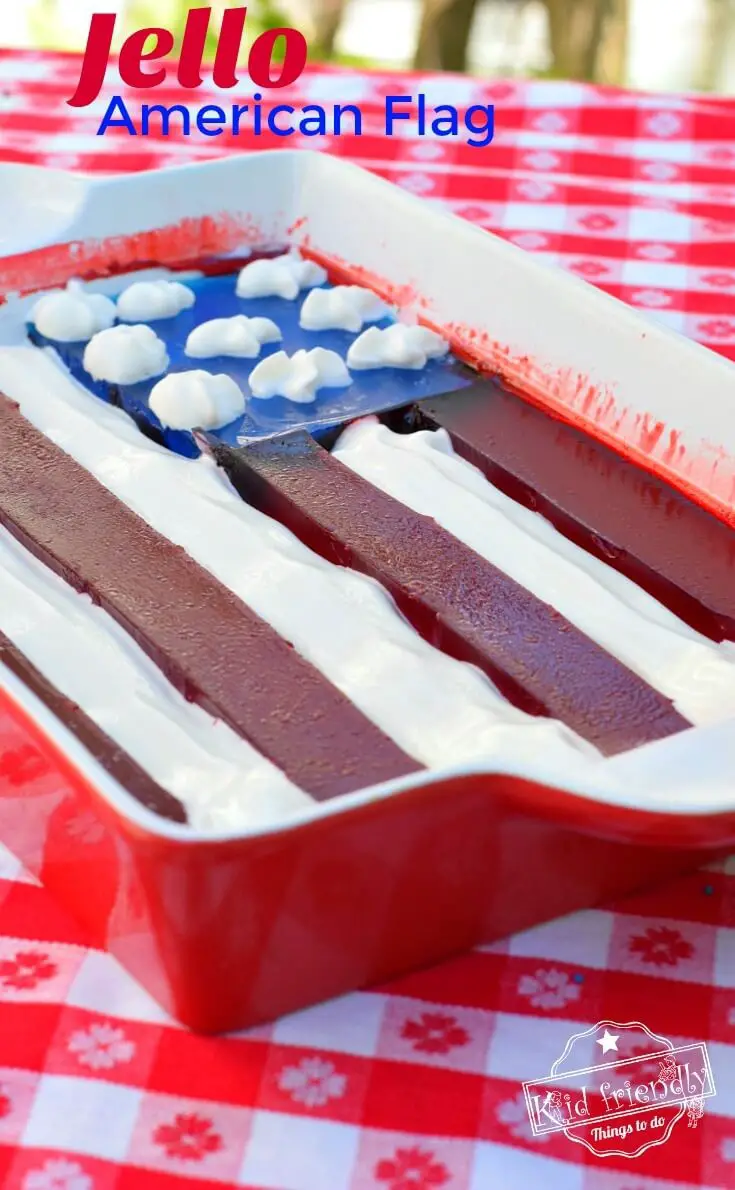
<box><xmin>0</xmin><ymin>394</ymin><xmax>421</xmax><ymax>801</ymax></box>
<box><xmin>415</xmin><ymin>380</ymin><xmax>735</xmax><ymax>641</ymax></box>
<box><xmin>205</xmin><ymin>429</ymin><xmax>691</xmax><ymax>756</ymax></box>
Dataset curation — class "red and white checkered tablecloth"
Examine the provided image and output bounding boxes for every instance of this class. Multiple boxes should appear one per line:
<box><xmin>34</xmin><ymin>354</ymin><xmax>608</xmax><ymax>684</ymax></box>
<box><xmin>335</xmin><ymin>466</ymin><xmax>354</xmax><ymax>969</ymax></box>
<box><xmin>0</xmin><ymin>47</ymin><xmax>734</xmax><ymax>1190</ymax></box>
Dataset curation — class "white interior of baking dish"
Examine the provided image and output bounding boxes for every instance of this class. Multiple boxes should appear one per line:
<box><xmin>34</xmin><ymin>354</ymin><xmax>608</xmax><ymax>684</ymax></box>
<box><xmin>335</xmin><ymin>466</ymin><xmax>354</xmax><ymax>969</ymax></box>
<box><xmin>0</xmin><ymin>151</ymin><xmax>734</xmax><ymax>840</ymax></box>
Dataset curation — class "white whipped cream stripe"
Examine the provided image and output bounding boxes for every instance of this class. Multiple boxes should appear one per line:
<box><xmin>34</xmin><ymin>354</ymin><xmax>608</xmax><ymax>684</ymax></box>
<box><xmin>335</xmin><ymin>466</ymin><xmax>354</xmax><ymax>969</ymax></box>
<box><xmin>332</xmin><ymin>420</ymin><xmax>735</xmax><ymax>728</ymax></box>
<box><xmin>0</xmin><ymin>344</ymin><xmax>596</xmax><ymax>833</ymax></box>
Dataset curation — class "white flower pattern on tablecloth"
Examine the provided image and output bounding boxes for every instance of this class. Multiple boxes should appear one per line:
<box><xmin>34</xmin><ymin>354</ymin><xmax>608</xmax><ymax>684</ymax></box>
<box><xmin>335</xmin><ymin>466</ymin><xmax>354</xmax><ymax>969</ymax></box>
<box><xmin>644</xmin><ymin>112</ymin><xmax>683</xmax><ymax>138</ymax></box>
<box><xmin>68</xmin><ymin>1022</ymin><xmax>135</xmax><ymax>1070</ymax></box>
<box><xmin>631</xmin><ymin>289</ymin><xmax>671</xmax><ymax>308</ymax></box>
<box><xmin>517</xmin><ymin>968</ymin><xmax>581</xmax><ymax>1010</ymax></box>
<box><xmin>531</xmin><ymin>112</ymin><xmax>568</xmax><ymax>133</ymax></box>
<box><xmin>515</xmin><ymin>180</ymin><xmax>557</xmax><ymax>201</ymax></box>
<box><xmin>40</xmin><ymin>155</ymin><xmax>83</xmax><ymax>171</ymax></box>
<box><xmin>23</xmin><ymin>1159</ymin><xmax>93</xmax><ymax>1190</ymax></box>
<box><xmin>510</xmin><ymin>231</ymin><xmax>549</xmax><ymax>251</ymax></box>
<box><xmin>408</xmin><ymin>143</ymin><xmax>447</xmax><ymax>161</ymax></box>
<box><xmin>639</xmin><ymin>161</ymin><xmax>680</xmax><ymax>182</ymax></box>
<box><xmin>398</xmin><ymin>174</ymin><xmax>435</xmax><ymax>195</ymax></box>
<box><xmin>522</xmin><ymin>151</ymin><xmax>561</xmax><ymax>172</ymax></box>
<box><xmin>277</xmin><ymin>1056</ymin><xmax>347</xmax><ymax>1107</ymax></box>
<box><xmin>637</xmin><ymin>243</ymin><xmax>676</xmax><ymax>261</ymax></box>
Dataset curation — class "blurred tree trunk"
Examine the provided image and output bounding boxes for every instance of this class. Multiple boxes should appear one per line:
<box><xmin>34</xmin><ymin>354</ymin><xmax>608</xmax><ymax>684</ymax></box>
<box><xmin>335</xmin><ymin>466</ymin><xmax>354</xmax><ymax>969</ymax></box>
<box><xmin>695</xmin><ymin>0</ymin><xmax>733</xmax><ymax>92</ymax></box>
<box><xmin>414</xmin><ymin>0</ymin><xmax>481</xmax><ymax>71</ymax></box>
<box><xmin>311</xmin><ymin>0</ymin><xmax>348</xmax><ymax>57</ymax></box>
<box><xmin>541</xmin><ymin>0</ymin><xmax>629</xmax><ymax>83</ymax></box>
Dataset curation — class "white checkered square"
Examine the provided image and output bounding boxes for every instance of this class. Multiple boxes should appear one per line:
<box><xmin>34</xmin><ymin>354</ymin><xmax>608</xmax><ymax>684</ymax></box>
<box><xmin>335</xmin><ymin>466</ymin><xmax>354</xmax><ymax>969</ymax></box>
<box><xmin>620</xmin><ymin>260</ymin><xmax>690</xmax><ymax>289</ymax></box>
<box><xmin>524</xmin><ymin>82</ymin><xmax>589</xmax><ymax>109</ymax></box>
<box><xmin>629</xmin><ymin>208</ymin><xmax>696</xmax><ymax>243</ymax></box>
<box><xmin>272</xmin><ymin>992</ymin><xmax>386</xmax><ymax>1058</ymax></box>
<box><xmin>640</xmin><ymin>308</ymin><xmax>688</xmax><ymax>333</ymax></box>
<box><xmin>501</xmin><ymin>203</ymin><xmax>569</xmax><ymax>232</ymax></box>
<box><xmin>630</xmin><ymin>138</ymin><xmax>695</xmax><ymax>163</ymax></box>
<box><xmin>0</xmin><ymin>842</ymin><xmax>33</xmax><ymax>883</ymax></box>
<box><xmin>414</xmin><ymin>75</ymin><xmax>482</xmax><ymax>109</ymax></box>
<box><xmin>470</xmin><ymin>1142</ymin><xmax>584</xmax><ymax>1190</ymax></box>
<box><xmin>240</xmin><ymin>1112</ymin><xmax>359</xmax><ymax>1190</ymax></box>
<box><xmin>66</xmin><ymin>950</ymin><xmax>178</xmax><ymax>1026</ymax></box>
<box><xmin>508</xmin><ymin>910</ymin><xmax>614</xmax><ymax>970</ymax></box>
<box><xmin>22</xmin><ymin>1073</ymin><xmax>142</xmax><ymax>1160</ymax></box>
<box><xmin>300</xmin><ymin>74</ymin><xmax>371</xmax><ymax>104</ymax></box>
<box><xmin>703</xmin><ymin>1043</ymin><xmax>734</xmax><ymax>1116</ymax></box>
<box><xmin>713</xmin><ymin>927</ymin><xmax>735</xmax><ymax>989</ymax></box>
<box><xmin>485</xmin><ymin>1013</ymin><xmax>597</xmax><ymax>1084</ymax></box>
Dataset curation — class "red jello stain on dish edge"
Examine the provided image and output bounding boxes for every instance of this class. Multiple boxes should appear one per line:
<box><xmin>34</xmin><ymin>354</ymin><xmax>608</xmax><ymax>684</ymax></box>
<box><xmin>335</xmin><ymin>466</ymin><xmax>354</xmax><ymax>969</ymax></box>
<box><xmin>0</xmin><ymin>212</ymin><xmax>269</xmax><ymax>297</ymax></box>
<box><xmin>297</xmin><ymin>240</ymin><xmax>735</xmax><ymax>531</ymax></box>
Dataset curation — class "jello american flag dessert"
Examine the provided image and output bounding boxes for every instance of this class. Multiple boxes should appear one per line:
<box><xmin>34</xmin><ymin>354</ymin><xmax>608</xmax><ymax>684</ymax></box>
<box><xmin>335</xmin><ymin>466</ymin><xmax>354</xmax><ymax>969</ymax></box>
<box><xmin>1</xmin><ymin>249</ymin><xmax>734</xmax><ymax>833</ymax></box>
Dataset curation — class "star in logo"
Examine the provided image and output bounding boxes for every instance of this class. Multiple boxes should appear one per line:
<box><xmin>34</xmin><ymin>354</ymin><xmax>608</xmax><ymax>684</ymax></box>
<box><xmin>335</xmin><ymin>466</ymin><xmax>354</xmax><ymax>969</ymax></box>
<box><xmin>596</xmin><ymin>1029</ymin><xmax>620</xmax><ymax>1055</ymax></box>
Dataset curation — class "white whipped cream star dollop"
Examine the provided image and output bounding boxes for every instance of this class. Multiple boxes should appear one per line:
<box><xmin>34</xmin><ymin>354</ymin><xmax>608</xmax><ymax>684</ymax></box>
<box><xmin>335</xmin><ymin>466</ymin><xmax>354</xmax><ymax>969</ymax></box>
<box><xmin>248</xmin><ymin>347</ymin><xmax>351</xmax><ymax>404</ymax></box>
<box><xmin>236</xmin><ymin>249</ymin><xmax>328</xmax><ymax>301</ymax></box>
<box><xmin>346</xmin><ymin>324</ymin><xmax>449</xmax><ymax>370</ymax></box>
<box><xmin>185</xmin><ymin>315</ymin><xmax>282</xmax><ymax>359</ymax></box>
<box><xmin>299</xmin><ymin>285</ymin><xmax>389</xmax><ymax>333</ymax></box>
<box><xmin>116</xmin><ymin>279</ymin><xmax>195</xmax><ymax>322</ymax></box>
<box><xmin>149</xmin><ymin>369</ymin><xmax>245</xmax><ymax>430</ymax></box>
<box><xmin>83</xmin><ymin>323</ymin><xmax>169</xmax><ymax>385</ymax></box>
<box><xmin>30</xmin><ymin>280</ymin><xmax>116</xmax><ymax>342</ymax></box>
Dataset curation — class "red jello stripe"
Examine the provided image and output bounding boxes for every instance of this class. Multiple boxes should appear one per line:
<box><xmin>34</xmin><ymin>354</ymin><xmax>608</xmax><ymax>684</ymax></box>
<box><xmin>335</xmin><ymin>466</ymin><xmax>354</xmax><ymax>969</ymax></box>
<box><xmin>416</xmin><ymin>381</ymin><xmax>735</xmax><ymax>642</ymax></box>
<box><xmin>0</xmin><ymin>630</ymin><xmax>187</xmax><ymax>823</ymax></box>
<box><xmin>210</xmin><ymin>431</ymin><xmax>690</xmax><ymax>756</ymax></box>
<box><xmin>0</xmin><ymin>395</ymin><xmax>421</xmax><ymax>801</ymax></box>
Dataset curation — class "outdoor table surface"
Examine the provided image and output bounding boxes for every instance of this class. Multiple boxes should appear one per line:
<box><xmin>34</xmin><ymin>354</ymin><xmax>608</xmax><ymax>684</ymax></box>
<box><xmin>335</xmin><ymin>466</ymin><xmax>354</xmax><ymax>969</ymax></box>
<box><xmin>0</xmin><ymin>47</ymin><xmax>733</xmax><ymax>1190</ymax></box>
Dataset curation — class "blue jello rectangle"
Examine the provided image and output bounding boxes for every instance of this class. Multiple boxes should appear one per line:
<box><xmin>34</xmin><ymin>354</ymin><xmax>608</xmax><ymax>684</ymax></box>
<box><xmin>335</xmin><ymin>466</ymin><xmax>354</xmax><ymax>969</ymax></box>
<box><xmin>28</xmin><ymin>271</ymin><xmax>473</xmax><ymax>458</ymax></box>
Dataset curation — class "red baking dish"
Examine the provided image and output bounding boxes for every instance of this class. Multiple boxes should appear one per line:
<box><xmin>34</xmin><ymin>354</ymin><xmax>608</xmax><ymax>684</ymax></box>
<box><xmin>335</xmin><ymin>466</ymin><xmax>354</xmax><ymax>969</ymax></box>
<box><xmin>1</xmin><ymin>152</ymin><xmax>734</xmax><ymax>1034</ymax></box>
